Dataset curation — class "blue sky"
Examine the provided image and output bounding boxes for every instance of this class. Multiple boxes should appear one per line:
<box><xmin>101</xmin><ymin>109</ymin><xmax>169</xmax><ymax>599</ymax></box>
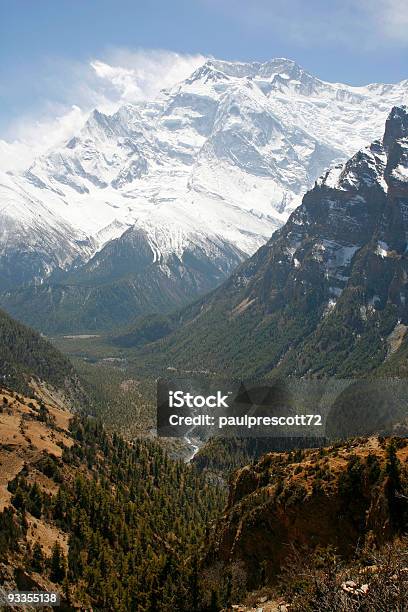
<box><xmin>1</xmin><ymin>0</ymin><xmax>408</xmax><ymax>151</ymax></box>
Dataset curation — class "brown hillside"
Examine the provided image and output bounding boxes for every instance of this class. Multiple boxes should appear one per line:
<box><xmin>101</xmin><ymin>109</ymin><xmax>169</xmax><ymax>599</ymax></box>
<box><xmin>204</xmin><ymin>436</ymin><xmax>408</xmax><ymax>589</ymax></box>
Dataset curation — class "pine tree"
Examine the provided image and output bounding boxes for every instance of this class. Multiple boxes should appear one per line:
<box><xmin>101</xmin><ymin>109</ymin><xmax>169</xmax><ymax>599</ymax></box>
<box><xmin>31</xmin><ymin>541</ymin><xmax>45</xmax><ymax>572</ymax></box>
<box><xmin>28</xmin><ymin>482</ymin><xmax>43</xmax><ymax>518</ymax></box>
<box><xmin>50</xmin><ymin>541</ymin><xmax>66</xmax><ymax>583</ymax></box>
<box><xmin>384</xmin><ymin>440</ymin><xmax>404</xmax><ymax>530</ymax></box>
<box><xmin>209</xmin><ymin>589</ymin><xmax>220</xmax><ymax>612</ymax></box>
<box><xmin>385</xmin><ymin>441</ymin><xmax>401</xmax><ymax>492</ymax></box>
<box><xmin>190</xmin><ymin>556</ymin><xmax>200</xmax><ymax>611</ymax></box>
<box><xmin>224</xmin><ymin>571</ymin><xmax>232</xmax><ymax>610</ymax></box>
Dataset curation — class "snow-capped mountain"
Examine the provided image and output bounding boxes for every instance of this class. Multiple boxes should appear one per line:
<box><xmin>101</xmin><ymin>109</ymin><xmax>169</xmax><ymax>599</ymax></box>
<box><xmin>121</xmin><ymin>106</ymin><xmax>408</xmax><ymax>379</ymax></box>
<box><xmin>1</xmin><ymin>58</ymin><xmax>408</xmax><ymax>331</ymax></box>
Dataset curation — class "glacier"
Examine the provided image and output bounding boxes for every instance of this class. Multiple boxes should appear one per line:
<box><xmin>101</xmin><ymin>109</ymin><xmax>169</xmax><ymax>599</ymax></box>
<box><xmin>1</xmin><ymin>57</ymin><xmax>408</xmax><ymax>296</ymax></box>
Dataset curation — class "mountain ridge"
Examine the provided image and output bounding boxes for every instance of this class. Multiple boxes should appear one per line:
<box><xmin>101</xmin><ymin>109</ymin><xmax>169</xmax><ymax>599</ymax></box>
<box><xmin>1</xmin><ymin>59</ymin><xmax>408</xmax><ymax>332</ymax></box>
<box><xmin>118</xmin><ymin>105</ymin><xmax>408</xmax><ymax>379</ymax></box>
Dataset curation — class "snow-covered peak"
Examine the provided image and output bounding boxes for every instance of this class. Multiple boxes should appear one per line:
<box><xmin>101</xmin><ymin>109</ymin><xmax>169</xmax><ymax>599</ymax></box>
<box><xmin>188</xmin><ymin>57</ymin><xmax>306</xmax><ymax>82</ymax></box>
<box><xmin>2</xmin><ymin>58</ymin><xmax>408</xmax><ymax>292</ymax></box>
<box><xmin>185</xmin><ymin>61</ymin><xmax>232</xmax><ymax>85</ymax></box>
<box><xmin>175</xmin><ymin>57</ymin><xmax>321</xmax><ymax>99</ymax></box>
<box><xmin>177</xmin><ymin>57</ymin><xmax>383</xmax><ymax>103</ymax></box>
<box><xmin>319</xmin><ymin>106</ymin><xmax>408</xmax><ymax>194</ymax></box>
<box><xmin>74</xmin><ymin>105</ymin><xmax>143</xmax><ymax>143</ymax></box>
<box><xmin>320</xmin><ymin>140</ymin><xmax>388</xmax><ymax>193</ymax></box>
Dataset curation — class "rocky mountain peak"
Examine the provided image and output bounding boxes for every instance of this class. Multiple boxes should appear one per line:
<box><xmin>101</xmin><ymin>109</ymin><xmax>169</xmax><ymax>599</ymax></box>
<box><xmin>186</xmin><ymin>57</ymin><xmax>310</xmax><ymax>86</ymax></box>
<box><xmin>185</xmin><ymin>60</ymin><xmax>231</xmax><ymax>84</ymax></box>
<box><xmin>383</xmin><ymin>105</ymin><xmax>408</xmax><ymax>151</ymax></box>
<box><xmin>129</xmin><ymin>107</ymin><xmax>408</xmax><ymax>379</ymax></box>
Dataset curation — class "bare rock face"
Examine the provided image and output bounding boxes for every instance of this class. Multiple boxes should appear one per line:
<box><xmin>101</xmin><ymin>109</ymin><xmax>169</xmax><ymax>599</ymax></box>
<box><xmin>203</xmin><ymin>438</ymin><xmax>408</xmax><ymax>588</ymax></box>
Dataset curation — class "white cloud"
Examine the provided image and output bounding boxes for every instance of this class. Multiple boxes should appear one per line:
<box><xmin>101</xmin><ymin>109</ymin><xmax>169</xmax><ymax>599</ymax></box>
<box><xmin>0</xmin><ymin>49</ymin><xmax>205</xmax><ymax>172</ymax></box>
<box><xmin>91</xmin><ymin>61</ymin><xmax>141</xmax><ymax>102</ymax></box>
<box><xmin>90</xmin><ymin>49</ymin><xmax>205</xmax><ymax>105</ymax></box>
<box><xmin>0</xmin><ymin>105</ymin><xmax>88</xmax><ymax>172</ymax></box>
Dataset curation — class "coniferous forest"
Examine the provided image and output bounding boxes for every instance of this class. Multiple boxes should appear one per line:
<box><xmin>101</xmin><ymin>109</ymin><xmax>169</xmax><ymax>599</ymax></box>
<box><xmin>2</xmin><ymin>413</ymin><xmax>225</xmax><ymax>611</ymax></box>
